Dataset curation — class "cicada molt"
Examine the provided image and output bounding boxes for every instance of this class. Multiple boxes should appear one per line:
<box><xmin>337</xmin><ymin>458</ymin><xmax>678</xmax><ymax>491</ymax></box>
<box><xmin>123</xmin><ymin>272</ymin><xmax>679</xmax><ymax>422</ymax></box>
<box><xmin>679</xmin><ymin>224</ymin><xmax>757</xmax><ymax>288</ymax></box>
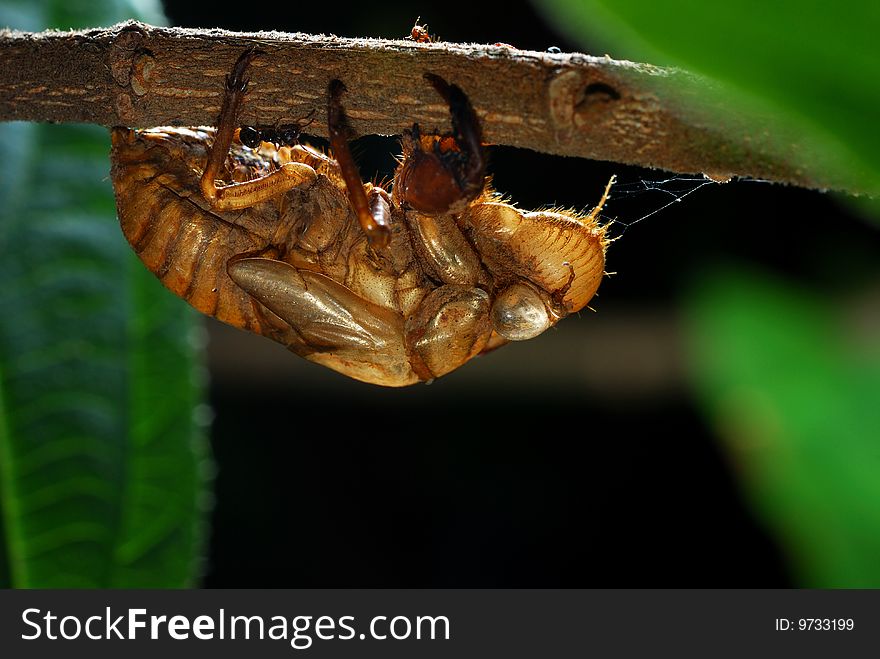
<box><xmin>110</xmin><ymin>51</ymin><xmax>611</xmax><ymax>386</ymax></box>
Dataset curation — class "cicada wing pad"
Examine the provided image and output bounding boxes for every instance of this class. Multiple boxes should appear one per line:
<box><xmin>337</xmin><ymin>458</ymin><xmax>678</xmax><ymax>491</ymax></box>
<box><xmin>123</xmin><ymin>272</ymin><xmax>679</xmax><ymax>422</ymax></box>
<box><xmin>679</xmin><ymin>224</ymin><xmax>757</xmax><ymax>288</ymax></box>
<box><xmin>227</xmin><ymin>258</ymin><xmax>418</xmax><ymax>385</ymax></box>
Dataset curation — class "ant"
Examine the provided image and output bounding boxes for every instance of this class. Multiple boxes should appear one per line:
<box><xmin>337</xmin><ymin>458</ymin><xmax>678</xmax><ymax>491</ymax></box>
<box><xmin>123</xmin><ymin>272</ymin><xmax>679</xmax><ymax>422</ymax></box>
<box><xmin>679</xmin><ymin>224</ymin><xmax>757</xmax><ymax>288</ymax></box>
<box><xmin>237</xmin><ymin>111</ymin><xmax>316</xmax><ymax>149</ymax></box>
<box><xmin>407</xmin><ymin>18</ymin><xmax>434</xmax><ymax>44</ymax></box>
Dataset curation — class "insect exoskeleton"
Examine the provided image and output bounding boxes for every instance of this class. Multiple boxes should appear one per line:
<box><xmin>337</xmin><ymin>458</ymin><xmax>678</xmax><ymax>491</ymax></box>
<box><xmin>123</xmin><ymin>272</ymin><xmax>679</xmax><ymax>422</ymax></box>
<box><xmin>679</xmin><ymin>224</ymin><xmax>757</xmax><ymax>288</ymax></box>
<box><xmin>110</xmin><ymin>125</ymin><xmax>360</xmax><ymax>344</ymax></box>
<box><xmin>109</xmin><ymin>50</ymin><xmax>612</xmax><ymax>386</ymax></box>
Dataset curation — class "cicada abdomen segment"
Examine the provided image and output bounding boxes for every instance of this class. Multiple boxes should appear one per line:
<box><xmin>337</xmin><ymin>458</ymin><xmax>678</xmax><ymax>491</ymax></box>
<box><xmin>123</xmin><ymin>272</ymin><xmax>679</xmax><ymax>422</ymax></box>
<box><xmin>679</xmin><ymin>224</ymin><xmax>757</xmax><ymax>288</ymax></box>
<box><xmin>110</xmin><ymin>127</ymin><xmax>294</xmax><ymax>340</ymax></box>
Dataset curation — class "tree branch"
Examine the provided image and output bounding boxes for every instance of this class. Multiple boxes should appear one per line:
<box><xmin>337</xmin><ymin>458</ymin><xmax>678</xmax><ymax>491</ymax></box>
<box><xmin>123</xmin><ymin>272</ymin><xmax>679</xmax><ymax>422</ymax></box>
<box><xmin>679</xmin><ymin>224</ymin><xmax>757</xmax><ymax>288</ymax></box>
<box><xmin>0</xmin><ymin>21</ymin><xmax>850</xmax><ymax>191</ymax></box>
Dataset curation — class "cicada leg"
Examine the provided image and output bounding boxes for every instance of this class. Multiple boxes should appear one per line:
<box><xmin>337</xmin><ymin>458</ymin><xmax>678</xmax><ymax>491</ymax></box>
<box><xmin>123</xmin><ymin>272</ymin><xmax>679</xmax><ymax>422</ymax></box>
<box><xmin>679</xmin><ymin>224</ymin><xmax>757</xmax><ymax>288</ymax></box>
<box><xmin>586</xmin><ymin>175</ymin><xmax>616</xmax><ymax>222</ymax></box>
<box><xmin>199</xmin><ymin>49</ymin><xmax>317</xmax><ymax>211</ymax></box>
<box><xmin>404</xmin><ymin>285</ymin><xmax>493</xmax><ymax>380</ymax></box>
<box><xmin>327</xmin><ymin>80</ymin><xmax>392</xmax><ymax>249</ymax></box>
<box><xmin>423</xmin><ymin>73</ymin><xmax>486</xmax><ymax>200</ymax></box>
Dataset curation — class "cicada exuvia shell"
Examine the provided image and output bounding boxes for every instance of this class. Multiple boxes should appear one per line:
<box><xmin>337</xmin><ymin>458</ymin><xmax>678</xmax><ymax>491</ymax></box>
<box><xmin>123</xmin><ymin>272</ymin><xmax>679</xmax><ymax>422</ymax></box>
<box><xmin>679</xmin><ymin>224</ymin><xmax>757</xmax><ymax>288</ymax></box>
<box><xmin>110</xmin><ymin>52</ymin><xmax>611</xmax><ymax>386</ymax></box>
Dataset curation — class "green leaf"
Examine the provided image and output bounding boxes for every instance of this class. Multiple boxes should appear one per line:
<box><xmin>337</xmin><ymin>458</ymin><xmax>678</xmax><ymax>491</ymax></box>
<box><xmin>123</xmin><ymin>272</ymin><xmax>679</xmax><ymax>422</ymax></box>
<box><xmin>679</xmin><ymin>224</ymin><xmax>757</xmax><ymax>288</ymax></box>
<box><xmin>536</xmin><ymin>0</ymin><xmax>880</xmax><ymax>193</ymax></box>
<box><xmin>536</xmin><ymin>0</ymin><xmax>880</xmax><ymax>584</ymax></box>
<box><xmin>684</xmin><ymin>269</ymin><xmax>880</xmax><ymax>586</ymax></box>
<box><xmin>0</xmin><ymin>2</ymin><xmax>208</xmax><ymax>587</ymax></box>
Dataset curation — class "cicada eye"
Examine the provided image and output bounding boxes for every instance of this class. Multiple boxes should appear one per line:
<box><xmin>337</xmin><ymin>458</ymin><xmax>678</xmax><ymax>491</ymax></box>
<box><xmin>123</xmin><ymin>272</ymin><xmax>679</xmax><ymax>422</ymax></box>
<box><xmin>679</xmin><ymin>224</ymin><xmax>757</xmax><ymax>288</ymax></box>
<box><xmin>239</xmin><ymin>125</ymin><xmax>262</xmax><ymax>149</ymax></box>
<box><xmin>491</xmin><ymin>283</ymin><xmax>551</xmax><ymax>341</ymax></box>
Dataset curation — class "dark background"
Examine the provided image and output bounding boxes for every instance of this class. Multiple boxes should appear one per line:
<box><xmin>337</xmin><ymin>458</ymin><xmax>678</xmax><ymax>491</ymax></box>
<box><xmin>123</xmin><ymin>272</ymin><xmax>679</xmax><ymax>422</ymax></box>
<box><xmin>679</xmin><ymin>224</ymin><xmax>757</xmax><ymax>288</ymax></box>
<box><xmin>159</xmin><ymin>0</ymin><xmax>876</xmax><ymax>587</ymax></box>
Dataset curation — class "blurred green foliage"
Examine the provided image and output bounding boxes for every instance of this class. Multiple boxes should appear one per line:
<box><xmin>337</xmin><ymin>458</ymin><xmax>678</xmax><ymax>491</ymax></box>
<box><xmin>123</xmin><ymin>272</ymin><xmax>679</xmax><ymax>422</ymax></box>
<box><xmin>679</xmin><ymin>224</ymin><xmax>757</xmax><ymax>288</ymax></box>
<box><xmin>0</xmin><ymin>0</ymin><xmax>207</xmax><ymax>587</ymax></box>
<box><xmin>536</xmin><ymin>0</ymin><xmax>880</xmax><ymax>585</ymax></box>
<box><xmin>538</xmin><ymin>0</ymin><xmax>880</xmax><ymax>196</ymax></box>
<box><xmin>686</xmin><ymin>270</ymin><xmax>880</xmax><ymax>586</ymax></box>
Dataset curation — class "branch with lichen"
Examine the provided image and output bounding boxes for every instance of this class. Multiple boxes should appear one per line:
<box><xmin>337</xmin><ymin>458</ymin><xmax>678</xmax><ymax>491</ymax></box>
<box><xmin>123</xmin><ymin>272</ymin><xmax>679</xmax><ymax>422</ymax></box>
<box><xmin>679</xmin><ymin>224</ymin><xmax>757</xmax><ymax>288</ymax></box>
<box><xmin>0</xmin><ymin>21</ymin><xmax>852</xmax><ymax>192</ymax></box>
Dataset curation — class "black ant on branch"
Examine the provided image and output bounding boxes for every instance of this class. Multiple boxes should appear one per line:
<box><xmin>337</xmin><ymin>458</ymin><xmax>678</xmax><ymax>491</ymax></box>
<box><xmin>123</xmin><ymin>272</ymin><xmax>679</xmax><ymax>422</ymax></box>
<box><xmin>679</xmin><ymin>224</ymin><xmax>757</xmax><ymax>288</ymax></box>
<box><xmin>237</xmin><ymin>110</ymin><xmax>316</xmax><ymax>149</ymax></box>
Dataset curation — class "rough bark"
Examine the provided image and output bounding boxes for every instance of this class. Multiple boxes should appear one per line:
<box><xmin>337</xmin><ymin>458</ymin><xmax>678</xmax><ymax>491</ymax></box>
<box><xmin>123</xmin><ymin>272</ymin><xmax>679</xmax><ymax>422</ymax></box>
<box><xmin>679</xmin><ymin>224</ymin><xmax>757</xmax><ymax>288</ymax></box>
<box><xmin>0</xmin><ymin>21</ymin><xmax>851</xmax><ymax>191</ymax></box>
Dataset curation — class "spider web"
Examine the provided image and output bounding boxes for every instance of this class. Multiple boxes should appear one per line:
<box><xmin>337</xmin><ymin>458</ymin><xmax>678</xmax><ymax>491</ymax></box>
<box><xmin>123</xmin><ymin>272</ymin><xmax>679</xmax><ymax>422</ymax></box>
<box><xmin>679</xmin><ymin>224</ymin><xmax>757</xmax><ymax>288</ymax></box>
<box><xmin>594</xmin><ymin>173</ymin><xmax>722</xmax><ymax>236</ymax></box>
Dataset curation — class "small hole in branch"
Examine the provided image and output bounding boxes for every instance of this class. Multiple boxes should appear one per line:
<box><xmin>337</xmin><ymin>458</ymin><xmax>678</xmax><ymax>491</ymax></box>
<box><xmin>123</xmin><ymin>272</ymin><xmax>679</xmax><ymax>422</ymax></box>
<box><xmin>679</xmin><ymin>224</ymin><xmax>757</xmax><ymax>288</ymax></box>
<box><xmin>576</xmin><ymin>82</ymin><xmax>621</xmax><ymax>111</ymax></box>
